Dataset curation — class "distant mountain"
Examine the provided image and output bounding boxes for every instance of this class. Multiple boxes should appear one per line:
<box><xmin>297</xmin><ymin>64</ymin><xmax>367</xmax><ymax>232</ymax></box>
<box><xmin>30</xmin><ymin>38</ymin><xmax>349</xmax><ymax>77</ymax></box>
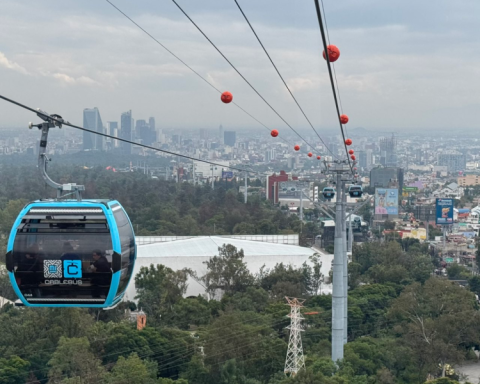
<box><xmin>351</xmin><ymin>127</ymin><xmax>368</xmax><ymax>134</ymax></box>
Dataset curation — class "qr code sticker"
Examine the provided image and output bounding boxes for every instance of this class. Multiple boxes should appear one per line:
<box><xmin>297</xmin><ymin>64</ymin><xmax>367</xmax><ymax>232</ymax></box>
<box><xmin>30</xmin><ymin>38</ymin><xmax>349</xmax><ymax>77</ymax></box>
<box><xmin>44</xmin><ymin>260</ymin><xmax>62</xmax><ymax>278</ymax></box>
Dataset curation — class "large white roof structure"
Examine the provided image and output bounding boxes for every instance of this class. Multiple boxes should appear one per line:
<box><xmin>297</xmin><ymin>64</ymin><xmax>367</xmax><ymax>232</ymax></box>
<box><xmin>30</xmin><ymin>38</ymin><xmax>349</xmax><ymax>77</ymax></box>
<box><xmin>125</xmin><ymin>236</ymin><xmax>333</xmax><ymax>301</ymax></box>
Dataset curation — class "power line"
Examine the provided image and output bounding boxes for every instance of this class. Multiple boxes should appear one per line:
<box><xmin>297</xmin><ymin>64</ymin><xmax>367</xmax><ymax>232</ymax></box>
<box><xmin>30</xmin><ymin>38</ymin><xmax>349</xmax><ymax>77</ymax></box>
<box><xmin>104</xmin><ymin>0</ymin><xmax>292</xmax><ymax>149</ymax></box>
<box><xmin>233</xmin><ymin>0</ymin><xmax>337</xmax><ymax>159</ymax></box>
<box><xmin>170</xmin><ymin>0</ymin><xmax>318</xmax><ymax>153</ymax></box>
<box><xmin>0</xmin><ymin>93</ymin><xmax>266</xmax><ymax>176</ymax></box>
<box><xmin>312</xmin><ymin>0</ymin><xmax>354</xmax><ymax>174</ymax></box>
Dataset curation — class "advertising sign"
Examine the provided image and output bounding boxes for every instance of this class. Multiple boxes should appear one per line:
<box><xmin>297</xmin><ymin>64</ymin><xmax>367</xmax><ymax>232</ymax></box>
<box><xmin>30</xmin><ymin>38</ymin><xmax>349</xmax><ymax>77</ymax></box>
<box><xmin>436</xmin><ymin>198</ymin><xmax>454</xmax><ymax>225</ymax></box>
<box><xmin>403</xmin><ymin>187</ymin><xmax>418</xmax><ymax>192</ymax></box>
<box><xmin>375</xmin><ymin>188</ymin><xmax>398</xmax><ymax>215</ymax></box>
<box><xmin>222</xmin><ymin>171</ymin><xmax>233</xmax><ymax>179</ymax></box>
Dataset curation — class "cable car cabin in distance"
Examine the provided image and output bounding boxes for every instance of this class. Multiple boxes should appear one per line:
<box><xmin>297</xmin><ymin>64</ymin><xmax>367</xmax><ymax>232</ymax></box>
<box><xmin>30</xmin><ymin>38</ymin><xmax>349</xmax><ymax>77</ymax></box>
<box><xmin>322</xmin><ymin>187</ymin><xmax>335</xmax><ymax>200</ymax></box>
<box><xmin>5</xmin><ymin>200</ymin><xmax>136</xmax><ymax>308</ymax></box>
<box><xmin>348</xmin><ymin>185</ymin><xmax>363</xmax><ymax>198</ymax></box>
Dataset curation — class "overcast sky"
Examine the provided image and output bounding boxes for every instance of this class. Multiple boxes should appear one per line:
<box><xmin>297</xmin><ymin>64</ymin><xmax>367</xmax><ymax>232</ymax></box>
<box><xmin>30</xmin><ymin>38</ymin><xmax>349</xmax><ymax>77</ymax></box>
<box><xmin>1</xmin><ymin>0</ymin><xmax>480</xmax><ymax>134</ymax></box>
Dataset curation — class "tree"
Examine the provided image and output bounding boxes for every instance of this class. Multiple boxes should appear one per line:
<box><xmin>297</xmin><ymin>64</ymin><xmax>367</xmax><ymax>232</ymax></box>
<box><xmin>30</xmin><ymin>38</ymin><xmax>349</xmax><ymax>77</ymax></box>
<box><xmin>305</xmin><ymin>254</ymin><xmax>323</xmax><ymax>296</ymax></box>
<box><xmin>0</xmin><ymin>267</ymin><xmax>16</xmax><ymax>302</ymax></box>
<box><xmin>0</xmin><ymin>356</ymin><xmax>30</xmax><ymax>384</ymax></box>
<box><xmin>105</xmin><ymin>353</ymin><xmax>157</xmax><ymax>384</ymax></box>
<box><xmin>468</xmin><ymin>275</ymin><xmax>480</xmax><ymax>296</ymax></box>
<box><xmin>388</xmin><ymin>278</ymin><xmax>480</xmax><ymax>377</ymax></box>
<box><xmin>446</xmin><ymin>264</ymin><xmax>470</xmax><ymax>280</ymax></box>
<box><xmin>135</xmin><ymin>264</ymin><xmax>190</xmax><ymax>325</ymax></box>
<box><xmin>47</xmin><ymin>337</ymin><xmax>105</xmax><ymax>384</ymax></box>
<box><xmin>203</xmin><ymin>312</ymin><xmax>286</xmax><ymax>383</ymax></box>
<box><xmin>202</xmin><ymin>245</ymin><xmax>254</xmax><ymax>298</ymax></box>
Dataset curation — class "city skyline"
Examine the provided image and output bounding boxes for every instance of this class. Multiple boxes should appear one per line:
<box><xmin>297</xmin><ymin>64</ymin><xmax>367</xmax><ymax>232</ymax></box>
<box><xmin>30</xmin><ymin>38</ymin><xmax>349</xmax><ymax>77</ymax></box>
<box><xmin>1</xmin><ymin>0</ymin><xmax>480</xmax><ymax>132</ymax></box>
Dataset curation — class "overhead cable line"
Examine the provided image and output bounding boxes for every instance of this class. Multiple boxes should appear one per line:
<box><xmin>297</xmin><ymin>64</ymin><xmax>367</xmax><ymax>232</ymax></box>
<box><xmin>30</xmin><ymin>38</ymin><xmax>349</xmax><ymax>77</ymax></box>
<box><xmin>105</xmin><ymin>0</ymin><xmax>292</xmax><ymax>149</ymax></box>
<box><xmin>233</xmin><ymin>0</ymin><xmax>337</xmax><ymax>159</ymax></box>
<box><xmin>0</xmin><ymin>94</ymin><xmax>268</xmax><ymax>176</ymax></box>
<box><xmin>312</xmin><ymin>0</ymin><xmax>354</xmax><ymax>173</ymax></box>
<box><xmin>170</xmin><ymin>0</ymin><xmax>319</xmax><ymax>153</ymax></box>
<box><xmin>320</xmin><ymin>0</ymin><xmax>347</xmax><ymax>137</ymax></box>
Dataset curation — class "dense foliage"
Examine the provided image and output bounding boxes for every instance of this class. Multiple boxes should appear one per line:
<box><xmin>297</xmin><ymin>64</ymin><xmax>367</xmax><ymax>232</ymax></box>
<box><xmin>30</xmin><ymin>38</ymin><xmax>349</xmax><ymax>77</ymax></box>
<box><xmin>0</xmin><ymin>165</ymin><xmax>479</xmax><ymax>383</ymax></box>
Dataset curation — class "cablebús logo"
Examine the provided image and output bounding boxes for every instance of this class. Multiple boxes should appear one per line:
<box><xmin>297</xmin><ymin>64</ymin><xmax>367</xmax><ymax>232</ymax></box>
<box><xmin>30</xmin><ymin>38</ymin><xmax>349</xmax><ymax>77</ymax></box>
<box><xmin>44</xmin><ymin>260</ymin><xmax>62</xmax><ymax>278</ymax></box>
<box><xmin>43</xmin><ymin>260</ymin><xmax>82</xmax><ymax>284</ymax></box>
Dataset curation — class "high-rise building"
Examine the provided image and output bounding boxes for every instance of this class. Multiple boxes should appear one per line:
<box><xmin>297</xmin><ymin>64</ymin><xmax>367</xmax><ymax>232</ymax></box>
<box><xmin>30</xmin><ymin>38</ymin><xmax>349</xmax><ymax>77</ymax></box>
<box><xmin>224</xmin><ymin>131</ymin><xmax>236</xmax><ymax>147</ymax></box>
<box><xmin>106</xmin><ymin>121</ymin><xmax>118</xmax><ymax>136</ymax></box>
<box><xmin>83</xmin><ymin>108</ymin><xmax>104</xmax><ymax>151</ymax></box>
<box><xmin>265</xmin><ymin>148</ymin><xmax>276</xmax><ymax>162</ymax></box>
<box><xmin>219</xmin><ymin>125</ymin><xmax>224</xmax><ymax>144</ymax></box>
<box><xmin>106</xmin><ymin>121</ymin><xmax>118</xmax><ymax>150</ymax></box>
<box><xmin>120</xmin><ymin>110</ymin><xmax>133</xmax><ymax>154</ymax></box>
<box><xmin>370</xmin><ymin>167</ymin><xmax>403</xmax><ymax>190</ymax></box>
<box><xmin>438</xmin><ymin>151</ymin><xmax>466</xmax><ymax>173</ymax></box>
<box><xmin>149</xmin><ymin>117</ymin><xmax>158</xmax><ymax>142</ymax></box>
<box><xmin>358</xmin><ymin>150</ymin><xmax>373</xmax><ymax>170</ymax></box>
<box><xmin>370</xmin><ymin>167</ymin><xmax>404</xmax><ymax>192</ymax></box>
<box><xmin>379</xmin><ymin>135</ymin><xmax>397</xmax><ymax>167</ymax></box>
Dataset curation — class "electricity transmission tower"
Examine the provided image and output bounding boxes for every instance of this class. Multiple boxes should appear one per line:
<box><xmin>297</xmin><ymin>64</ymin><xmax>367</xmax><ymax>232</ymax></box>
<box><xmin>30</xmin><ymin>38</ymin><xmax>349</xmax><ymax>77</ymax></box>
<box><xmin>284</xmin><ymin>297</ymin><xmax>306</xmax><ymax>377</ymax></box>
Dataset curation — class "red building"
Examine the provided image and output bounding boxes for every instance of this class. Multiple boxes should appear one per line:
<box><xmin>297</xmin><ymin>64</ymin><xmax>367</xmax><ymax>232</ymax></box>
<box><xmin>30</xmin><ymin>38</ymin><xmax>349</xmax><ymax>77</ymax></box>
<box><xmin>266</xmin><ymin>171</ymin><xmax>298</xmax><ymax>204</ymax></box>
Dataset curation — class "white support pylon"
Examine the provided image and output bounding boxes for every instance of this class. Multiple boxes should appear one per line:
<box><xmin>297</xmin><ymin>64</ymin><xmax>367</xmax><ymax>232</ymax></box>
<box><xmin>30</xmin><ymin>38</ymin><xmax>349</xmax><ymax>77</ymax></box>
<box><xmin>284</xmin><ymin>297</ymin><xmax>306</xmax><ymax>377</ymax></box>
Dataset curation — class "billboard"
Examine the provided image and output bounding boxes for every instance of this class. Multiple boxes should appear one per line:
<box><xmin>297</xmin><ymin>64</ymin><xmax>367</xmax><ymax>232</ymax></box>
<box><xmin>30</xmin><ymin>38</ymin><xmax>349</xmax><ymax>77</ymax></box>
<box><xmin>436</xmin><ymin>198</ymin><xmax>454</xmax><ymax>225</ymax></box>
<box><xmin>222</xmin><ymin>171</ymin><xmax>233</xmax><ymax>179</ymax></box>
<box><xmin>375</xmin><ymin>188</ymin><xmax>398</xmax><ymax>215</ymax></box>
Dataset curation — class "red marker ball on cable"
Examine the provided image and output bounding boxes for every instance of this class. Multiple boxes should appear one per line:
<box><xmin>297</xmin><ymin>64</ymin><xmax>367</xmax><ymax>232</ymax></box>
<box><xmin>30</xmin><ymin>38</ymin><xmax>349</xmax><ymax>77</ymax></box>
<box><xmin>308</xmin><ymin>152</ymin><xmax>313</xmax><ymax>157</ymax></box>
<box><xmin>221</xmin><ymin>91</ymin><xmax>233</xmax><ymax>103</ymax></box>
<box><xmin>349</xmin><ymin>149</ymin><xmax>354</xmax><ymax>155</ymax></box>
<box><xmin>294</xmin><ymin>145</ymin><xmax>300</xmax><ymax>151</ymax></box>
<box><xmin>340</xmin><ymin>114</ymin><xmax>349</xmax><ymax>124</ymax></box>
<box><xmin>271</xmin><ymin>129</ymin><xmax>278</xmax><ymax>137</ymax></box>
<box><xmin>323</xmin><ymin>45</ymin><xmax>340</xmax><ymax>62</ymax></box>
<box><xmin>345</xmin><ymin>138</ymin><xmax>352</xmax><ymax>146</ymax></box>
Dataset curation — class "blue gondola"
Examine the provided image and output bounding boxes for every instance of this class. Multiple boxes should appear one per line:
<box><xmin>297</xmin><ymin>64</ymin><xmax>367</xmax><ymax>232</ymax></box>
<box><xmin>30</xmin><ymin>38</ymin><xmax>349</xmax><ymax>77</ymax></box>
<box><xmin>6</xmin><ymin>200</ymin><xmax>135</xmax><ymax>308</ymax></box>
<box><xmin>322</xmin><ymin>187</ymin><xmax>335</xmax><ymax>199</ymax></box>
<box><xmin>348</xmin><ymin>185</ymin><xmax>363</xmax><ymax>198</ymax></box>
<box><xmin>5</xmin><ymin>110</ymin><xmax>136</xmax><ymax>308</ymax></box>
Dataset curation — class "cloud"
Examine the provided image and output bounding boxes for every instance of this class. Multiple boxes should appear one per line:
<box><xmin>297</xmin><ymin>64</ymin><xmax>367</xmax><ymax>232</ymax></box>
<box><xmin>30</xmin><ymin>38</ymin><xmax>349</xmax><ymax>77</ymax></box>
<box><xmin>0</xmin><ymin>52</ymin><xmax>29</xmax><ymax>75</ymax></box>
<box><xmin>52</xmin><ymin>73</ymin><xmax>99</xmax><ymax>86</ymax></box>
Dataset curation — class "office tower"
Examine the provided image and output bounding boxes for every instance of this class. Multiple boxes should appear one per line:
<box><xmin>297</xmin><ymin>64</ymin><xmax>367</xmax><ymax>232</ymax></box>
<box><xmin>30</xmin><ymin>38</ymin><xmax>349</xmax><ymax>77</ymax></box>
<box><xmin>370</xmin><ymin>167</ymin><xmax>404</xmax><ymax>192</ymax></box>
<box><xmin>219</xmin><ymin>125</ymin><xmax>224</xmax><ymax>144</ymax></box>
<box><xmin>224</xmin><ymin>131</ymin><xmax>236</xmax><ymax>147</ymax></box>
<box><xmin>265</xmin><ymin>148</ymin><xmax>276</xmax><ymax>162</ymax></box>
<box><xmin>83</xmin><ymin>108</ymin><xmax>104</xmax><ymax>151</ymax></box>
<box><xmin>438</xmin><ymin>151</ymin><xmax>467</xmax><ymax>173</ymax></box>
<box><xmin>106</xmin><ymin>121</ymin><xmax>118</xmax><ymax>136</ymax></box>
<box><xmin>149</xmin><ymin>117</ymin><xmax>158</xmax><ymax>142</ymax></box>
<box><xmin>120</xmin><ymin>110</ymin><xmax>133</xmax><ymax>154</ymax></box>
<box><xmin>379</xmin><ymin>134</ymin><xmax>397</xmax><ymax>167</ymax></box>
<box><xmin>358</xmin><ymin>150</ymin><xmax>373</xmax><ymax>170</ymax></box>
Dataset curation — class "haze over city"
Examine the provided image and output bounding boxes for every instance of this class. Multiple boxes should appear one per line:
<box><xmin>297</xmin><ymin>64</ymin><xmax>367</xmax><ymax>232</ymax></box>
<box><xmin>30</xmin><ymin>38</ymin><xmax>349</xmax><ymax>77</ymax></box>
<box><xmin>1</xmin><ymin>0</ymin><xmax>480</xmax><ymax>131</ymax></box>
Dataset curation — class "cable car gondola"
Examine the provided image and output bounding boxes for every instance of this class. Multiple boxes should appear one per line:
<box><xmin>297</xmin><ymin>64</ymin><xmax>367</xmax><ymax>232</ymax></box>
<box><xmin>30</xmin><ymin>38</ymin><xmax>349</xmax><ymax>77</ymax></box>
<box><xmin>348</xmin><ymin>185</ymin><xmax>363</xmax><ymax>198</ymax></box>
<box><xmin>322</xmin><ymin>187</ymin><xmax>335</xmax><ymax>200</ymax></box>
<box><xmin>5</xmin><ymin>110</ymin><xmax>136</xmax><ymax>308</ymax></box>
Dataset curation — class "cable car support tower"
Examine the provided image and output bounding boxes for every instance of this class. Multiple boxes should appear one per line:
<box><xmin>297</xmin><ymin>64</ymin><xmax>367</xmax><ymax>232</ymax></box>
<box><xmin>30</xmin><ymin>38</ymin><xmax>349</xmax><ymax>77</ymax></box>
<box><xmin>319</xmin><ymin>160</ymin><xmax>373</xmax><ymax>362</ymax></box>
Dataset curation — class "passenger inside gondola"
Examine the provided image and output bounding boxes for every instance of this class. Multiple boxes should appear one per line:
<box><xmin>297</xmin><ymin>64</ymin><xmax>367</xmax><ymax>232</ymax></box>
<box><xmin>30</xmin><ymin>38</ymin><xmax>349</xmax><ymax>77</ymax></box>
<box><xmin>60</xmin><ymin>242</ymin><xmax>81</xmax><ymax>261</ymax></box>
<box><xmin>90</xmin><ymin>249</ymin><xmax>111</xmax><ymax>298</ymax></box>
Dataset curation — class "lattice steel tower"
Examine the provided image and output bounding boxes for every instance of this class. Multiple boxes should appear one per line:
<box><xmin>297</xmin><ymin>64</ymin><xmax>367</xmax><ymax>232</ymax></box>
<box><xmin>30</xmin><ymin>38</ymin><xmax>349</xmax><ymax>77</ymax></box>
<box><xmin>284</xmin><ymin>297</ymin><xmax>306</xmax><ymax>376</ymax></box>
